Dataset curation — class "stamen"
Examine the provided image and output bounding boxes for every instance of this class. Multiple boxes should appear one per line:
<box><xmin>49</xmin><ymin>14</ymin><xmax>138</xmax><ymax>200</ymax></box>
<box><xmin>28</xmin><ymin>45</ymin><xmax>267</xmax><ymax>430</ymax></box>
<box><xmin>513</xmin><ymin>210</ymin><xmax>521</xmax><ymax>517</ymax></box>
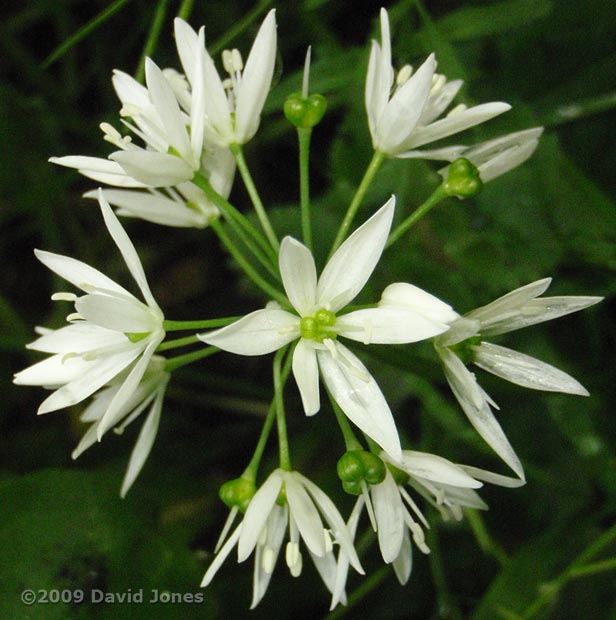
<box><xmin>100</xmin><ymin>123</ymin><xmax>132</xmax><ymax>149</ymax></box>
<box><xmin>398</xmin><ymin>486</ymin><xmax>430</xmax><ymax>529</ymax></box>
<box><xmin>257</xmin><ymin>523</ymin><xmax>268</xmax><ymax>547</ymax></box>
<box><xmin>286</xmin><ymin>541</ymin><xmax>302</xmax><ymax>576</ymax></box>
<box><xmin>214</xmin><ymin>506</ymin><xmax>239</xmax><ymax>553</ymax></box>
<box><xmin>447</xmin><ymin>103</ymin><xmax>467</xmax><ymax>117</ymax></box>
<box><xmin>361</xmin><ymin>480</ymin><xmax>377</xmax><ymax>532</ymax></box>
<box><xmin>323</xmin><ymin>528</ymin><xmax>333</xmax><ymax>554</ymax></box>
<box><xmin>409</xmin><ymin>521</ymin><xmax>430</xmax><ymax>554</ymax></box>
<box><xmin>51</xmin><ymin>292</ymin><xmax>77</xmax><ymax>302</ymax></box>
<box><xmin>120</xmin><ymin>103</ymin><xmax>142</xmax><ymax>118</ymax></box>
<box><xmin>66</xmin><ymin>313</ymin><xmax>84</xmax><ymax>322</ymax></box>
<box><xmin>262</xmin><ymin>546</ymin><xmax>276</xmax><ymax>573</ymax></box>
<box><xmin>431</xmin><ymin>73</ymin><xmax>446</xmax><ymax>94</ymax></box>
<box><xmin>396</xmin><ymin>64</ymin><xmax>413</xmax><ymax>86</ymax></box>
<box><xmin>302</xmin><ymin>46</ymin><xmax>312</xmax><ymax>98</ymax></box>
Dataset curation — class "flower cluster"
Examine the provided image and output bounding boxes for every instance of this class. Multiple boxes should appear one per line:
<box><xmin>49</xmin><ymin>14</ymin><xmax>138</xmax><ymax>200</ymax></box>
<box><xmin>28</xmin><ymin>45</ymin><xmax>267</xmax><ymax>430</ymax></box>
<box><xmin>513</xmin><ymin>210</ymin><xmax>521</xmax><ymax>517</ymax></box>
<box><xmin>15</xmin><ymin>5</ymin><xmax>602</xmax><ymax>611</ymax></box>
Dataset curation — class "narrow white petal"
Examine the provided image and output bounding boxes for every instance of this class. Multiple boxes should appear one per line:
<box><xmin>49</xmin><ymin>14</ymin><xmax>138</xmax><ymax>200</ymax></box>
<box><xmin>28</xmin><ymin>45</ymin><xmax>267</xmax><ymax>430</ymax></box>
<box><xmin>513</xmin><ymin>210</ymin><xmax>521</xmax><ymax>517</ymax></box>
<box><xmin>398</xmin><ymin>145</ymin><xmax>467</xmax><ymax>161</ymax></box>
<box><xmin>201</xmin><ymin>50</ymin><xmax>233</xmax><ymax>144</ymax></box>
<box><xmin>292</xmin><ymin>340</ymin><xmax>320</xmax><ymax>415</ymax></box>
<box><xmin>120</xmin><ymin>379</ymin><xmax>167</xmax><ymax>497</ymax></box>
<box><xmin>279</xmin><ymin>236</ymin><xmax>317</xmax><ymax>315</ymax></box>
<box><xmin>190</xmin><ymin>28</ymin><xmax>207</xmax><ymax>163</ymax></box>
<box><xmin>201</xmin><ymin>524</ymin><xmax>242</xmax><ymax>587</ymax></box>
<box><xmin>50</xmin><ymin>156</ymin><xmax>147</xmax><ymax>188</ymax></box>
<box><xmin>238</xmin><ymin>471</ymin><xmax>284</xmax><ymax>562</ymax></box>
<box><xmin>399</xmin><ymin>451</ymin><xmax>483</xmax><ymax>488</ymax></box>
<box><xmin>420</xmin><ymin>79</ymin><xmax>464</xmax><ymax>125</ymax></box>
<box><xmin>477</xmin><ymin>137</ymin><xmax>540</xmax><ymax>182</ymax></box>
<box><xmin>338</xmin><ymin>306</ymin><xmax>449</xmax><ymax>345</ymax></box>
<box><xmin>71</xmin><ymin>423</ymin><xmax>100</xmax><ymax>459</ymax></box>
<box><xmin>284</xmin><ymin>473</ymin><xmax>325</xmax><ymax>557</ymax></box>
<box><xmin>310</xmin><ymin>550</ymin><xmax>338</xmax><ymax>596</ymax></box>
<box><xmin>473</xmin><ymin>342</ymin><xmax>589</xmax><ymax>395</ymax></box>
<box><xmin>110</xmin><ymin>150</ymin><xmax>193</xmax><ymax>186</ymax></box>
<box><xmin>371</xmin><ymin>470</ymin><xmax>404</xmax><ymax>563</ymax></box>
<box><xmin>437</xmin><ymin>316</ymin><xmax>480</xmax><ymax>347</ymax></box>
<box><xmin>14</xmin><ymin>354</ymin><xmax>91</xmax><ymax>388</ymax></box>
<box><xmin>75</xmin><ymin>294</ymin><xmax>157</xmax><ymax>333</ymax></box>
<box><xmin>34</xmin><ymin>249</ymin><xmax>131</xmax><ymax>297</ymax></box>
<box><xmin>198</xmin><ymin>308</ymin><xmax>299</xmax><ymax>355</ymax></box>
<box><xmin>174</xmin><ymin>18</ymin><xmax>200</xmax><ymax>83</ymax></box>
<box><xmin>317</xmin><ymin>342</ymin><xmax>401</xmax><ymax>460</ymax></box>
<box><xmin>459</xmin><ymin>465</ymin><xmax>526</xmax><ymax>488</ymax></box>
<box><xmin>379</xmin><ymin>282</ymin><xmax>459</xmax><ymax>324</ymax></box>
<box><xmin>392</xmin><ymin>529</ymin><xmax>413</xmax><ymax>585</ymax></box>
<box><xmin>26</xmin><ymin>323</ymin><xmax>126</xmax><ymax>354</ymax></box>
<box><xmin>97</xmin><ymin>191</ymin><xmax>161</xmax><ymax>311</ymax></box>
<box><xmin>318</xmin><ymin>197</ymin><xmax>395</xmax><ymax>312</ymax></box>
<box><xmin>235</xmin><ymin>9</ymin><xmax>277</xmax><ymax>143</ymax></box>
<box><xmin>404</xmin><ymin>102</ymin><xmax>511</xmax><ymax>150</ymax></box>
<box><xmin>439</xmin><ymin>347</ymin><xmax>524</xmax><ymax>478</ymax></box>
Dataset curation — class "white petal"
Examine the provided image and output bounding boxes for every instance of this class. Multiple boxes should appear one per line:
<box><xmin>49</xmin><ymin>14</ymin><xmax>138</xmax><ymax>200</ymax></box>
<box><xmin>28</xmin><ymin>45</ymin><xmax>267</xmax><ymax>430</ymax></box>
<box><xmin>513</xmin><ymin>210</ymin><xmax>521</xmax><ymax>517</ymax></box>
<box><xmin>398</xmin><ymin>145</ymin><xmax>467</xmax><ymax>161</ymax></box>
<box><xmin>71</xmin><ymin>422</ymin><xmax>100</xmax><ymax>459</ymax></box>
<box><xmin>439</xmin><ymin>347</ymin><xmax>524</xmax><ymax>478</ymax></box>
<box><xmin>97</xmin><ymin>191</ymin><xmax>161</xmax><ymax>310</ymax></box>
<box><xmin>310</xmin><ymin>550</ymin><xmax>338</xmax><ymax>596</ymax></box>
<box><xmin>399</xmin><ymin>451</ymin><xmax>483</xmax><ymax>488</ymax></box>
<box><xmin>278</xmin><ymin>236</ymin><xmax>317</xmax><ymax>315</ymax></box>
<box><xmin>49</xmin><ymin>156</ymin><xmax>148</xmax><ymax>188</ymax></box>
<box><xmin>376</xmin><ymin>54</ymin><xmax>436</xmax><ymax>153</ymax></box>
<box><xmin>110</xmin><ymin>150</ymin><xmax>194</xmax><ymax>186</ymax></box>
<box><xmin>392</xmin><ymin>529</ymin><xmax>413</xmax><ymax>585</ymax></box>
<box><xmin>14</xmin><ymin>353</ymin><xmax>92</xmax><ymax>388</ymax></box>
<box><xmin>473</xmin><ymin>342</ymin><xmax>589</xmax><ymax>395</ymax></box>
<box><xmin>371</xmin><ymin>470</ymin><xmax>404</xmax><ymax>563</ymax></box>
<box><xmin>201</xmin><ymin>524</ymin><xmax>242</xmax><ymax>587</ymax></box>
<box><xmin>318</xmin><ymin>197</ymin><xmax>395</xmax><ymax>312</ymax></box>
<box><xmin>174</xmin><ymin>18</ymin><xmax>200</xmax><ymax>83</ymax></box>
<box><xmin>26</xmin><ymin>323</ymin><xmax>126</xmax><ymax>354</ymax></box>
<box><xmin>317</xmin><ymin>342</ymin><xmax>401</xmax><ymax>459</ymax></box>
<box><xmin>437</xmin><ymin>316</ymin><xmax>480</xmax><ymax>347</ymax></box>
<box><xmin>190</xmin><ymin>28</ymin><xmax>207</xmax><ymax>163</ymax></box>
<box><xmin>34</xmin><ymin>249</ymin><xmax>131</xmax><ymax>297</ymax></box>
<box><xmin>120</xmin><ymin>379</ymin><xmax>167</xmax><ymax>497</ymax></box>
<box><xmin>284</xmin><ymin>472</ymin><xmax>325</xmax><ymax>557</ymax></box>
<box><xmin>200</xmin><ymin>50</ymin><xmax>233</xmax><ymax>144</ymax></box>
<box><xmin>405</xmin><ymin>102</ymin><xmax>511</xmax><ymax>150</ymax></box>
<box><xmin>420</xmin><ymin>79</ymin><xmax>464</xmax><ymax>125</ymax></box>
<box><xmin>198</xmin><ymin>308</ymin><xmax>299</xmax><ymax>355</ymax></box>
<box><xmin>235</xmin><ymin>9</ymin><xmax>277</xmax><ymax>143</ymax></box>
<box><xmin>379</xmin><ymin>282</ymin><xmax>459</xmax><ymax>324</ymax></box>
<box><xmin>459</xmin><ymin>465</ymin><xmax>526</xmax><ymax>488</ymax></box>
<box><xmin>338</xmin><ymin>306</ymin><xmax>449</xmax><ymax>345</ymax></box>
<box><xmin>292</xmin><ymin>339</ymin><xmax>320</xmax><ymax>415</ymax></box>
<box><xmin>238</xmin><ymin>470</ymin><xmax>283</xmax><ymax>562</ymax></box>
<box><xmin>75</xmin><ymin>294</ymin><xmax>157</xmax><ymax>332</ymax></box>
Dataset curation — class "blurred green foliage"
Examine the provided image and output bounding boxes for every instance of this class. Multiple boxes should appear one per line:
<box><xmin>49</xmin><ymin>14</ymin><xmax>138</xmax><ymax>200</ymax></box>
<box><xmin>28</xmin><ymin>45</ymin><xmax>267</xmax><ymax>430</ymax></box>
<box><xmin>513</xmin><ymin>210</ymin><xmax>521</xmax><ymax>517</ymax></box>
<box><xmin>1</xmin><ymin>1</ymin><xmax>615</xmax><ymax>618</ymax></box>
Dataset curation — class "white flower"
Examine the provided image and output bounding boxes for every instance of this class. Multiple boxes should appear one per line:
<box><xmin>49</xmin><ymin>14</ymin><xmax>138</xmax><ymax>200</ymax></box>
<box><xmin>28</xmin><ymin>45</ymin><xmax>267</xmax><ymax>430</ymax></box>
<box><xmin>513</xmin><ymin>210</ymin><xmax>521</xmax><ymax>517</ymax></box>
<box><xmin>201</xmin><ymin>469</ymin><xmax>363</xmax><ymax>609</ymax></box>
<box><xmin>433</xmin><ymin>278</ymin><xmax>602</xmax><ymax>477</ymax></box>
<box><xmin>332</xmin><ymin>451</ymin><xmax>523</xmax><ymax>602</ymax></box>
<box><xmin>199</xmin><ymin>197</ymin><xmax>456</xmax><ymax>459</ymax></box>
<box><xmin>174</xmin><ymin>10</ymin><xmax>277</xmax><ymax>147</ymax></box>
<box><xmin>366</xmin><ymin>8</ymin><xmax>510</xmax><ymax>158</ymax></box>
<box><xmin>14</xmin><ymin>191</ymin><xmax>165</xmax><ymax>441</ymax></box>
<box><xmin>438</xmin><ymin>127</ymin><xmax>544</xmax><ymax>183</ymax></box>
<box><xmin>72</xmin><ymin>356</ymin><xmax>170</xmax><ymax>497</ymax></box>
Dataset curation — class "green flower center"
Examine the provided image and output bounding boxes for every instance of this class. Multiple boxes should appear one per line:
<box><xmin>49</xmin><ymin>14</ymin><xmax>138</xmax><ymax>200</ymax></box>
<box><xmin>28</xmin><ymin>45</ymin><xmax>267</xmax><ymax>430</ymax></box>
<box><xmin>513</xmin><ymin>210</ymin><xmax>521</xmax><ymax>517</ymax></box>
<box><xmin>299</xmin><ymin>308</ymin><xmax>337</xmax><ymax>343</ymax></box>
<box><xmin>450</xmin><ymin>335</ymin><xmax>482</xmax><ymax>365</ymax></box>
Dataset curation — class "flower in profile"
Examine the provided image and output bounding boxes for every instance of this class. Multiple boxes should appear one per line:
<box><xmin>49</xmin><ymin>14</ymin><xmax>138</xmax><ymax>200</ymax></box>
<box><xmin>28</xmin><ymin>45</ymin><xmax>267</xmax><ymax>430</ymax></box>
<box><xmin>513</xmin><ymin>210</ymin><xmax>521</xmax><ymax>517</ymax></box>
<box><xmin>14</xmin><ymin>191</ymin><xmax>165</xmax><ymax>441</ymax></box>
<box><xmin>71</xmin><ymin>355</ymin><xmax>170</xmax><ymax>497</ymax></box>
<box><xmin>431</xmin><ymin>279</ymin><xmax>602</xmax><ymax>477</ymax></box>
<box><xmin>201</xmin><ymin>469</ymin><xmax>363</xmax><ymax>609</ymax></box>
<box><xmin>199</xmin><ymin>198</ymin><xmax>457</xmax><ymax>459</ymax></box>
<box><xmin>365</xmin><ymin>8</ymin><xmax>510</xmax><ymax>158</ymax></box>
<box><xmin>174</xmin><ymin>10</ymin><xmax>277</xmax><ymax>147</ymax></box>
<box><xmin>438</xmin><ymin>127</ymin><xmax>544</xmax><ymax>183</ymax></box>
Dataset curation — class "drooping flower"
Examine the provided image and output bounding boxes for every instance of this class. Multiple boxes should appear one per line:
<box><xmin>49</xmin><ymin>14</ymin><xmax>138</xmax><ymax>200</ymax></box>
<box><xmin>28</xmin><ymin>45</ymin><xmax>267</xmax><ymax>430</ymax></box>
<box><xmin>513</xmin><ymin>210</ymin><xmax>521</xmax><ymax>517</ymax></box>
<box><xmin>201</xmin><ymin>468</ymin><xmax>363</xmax><ymax>609</ymax></box>
<box><xmin>71</xmin><ymin>355</ymin><xmax>170</xmax><ymax>497</ymax></box>
<box><xmin>199</xmin><ymin>198</ymin><xmax>457</xmax><ymax>459</ymax></box>
<box><xmin>365</xmin><ymin>8</ymin><xmax>510</xmax><ymax>158</ymax></box>
<box><xmin>174</xmin><ymin>10</ymin><xmax>277</xmax><ymax>147</ymax></box>
<box><xmin>14</xmin><ymin>191</ymin><xmax>165</xmax><ymax>441</ymax></box>
<box><xmin>429</xmin><ymin>279</ymin><xmax>602</xmax><ymax>477</ymax></box>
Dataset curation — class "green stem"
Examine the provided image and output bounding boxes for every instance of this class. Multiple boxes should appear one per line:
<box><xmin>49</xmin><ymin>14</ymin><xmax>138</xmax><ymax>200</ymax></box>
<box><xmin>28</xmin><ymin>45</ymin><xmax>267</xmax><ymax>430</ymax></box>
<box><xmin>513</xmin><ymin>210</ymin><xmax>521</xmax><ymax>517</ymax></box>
<box><xmin>192</xmin><ymin>172</ymin><xmax>278</xmax><ymax>275</ymax></box>
<box><xmin>163</xmin><ymin>317</ymin><xmax>240</xmax><ymax>331</ymax></box>
<box><xmin>210</xmin><ymin>218</ymin><xmax>289</xmax><ymax>307</ymax></box>
<box><xmin>329</xmin><ymin>395</ymin><xmax>363</xmax><ymax>451</ymax></box>
<box><xmin>244</xmin><ymin>352</ymin><xmax>294</xmax><ymax>479</ymax></box>
<box><xmin>156</xmin><ymin>335</ymin><xmax>199</xmax><ymax>352</ymax></box>
<box><xmin>164</xmin><ymin>346</ymin><xmax>218</xmax><ymax>373</ymax></box>
<box><xmin>273</xmin><ymin>346</ymin><xmax>292</xmax><ymax>470</ymax></box>
<box><xmin>427</xmin><ymin>526</ymin><xmax>463</xmax><ymax>620</ymax></box>
<box><xmin>134</xmin><ymin>0</ymin><xmax>170</xmax><ymax>83</ymax></box>
<box><xmin>230</xmin><ymin>143</ymin><xmax>280</xmax><ymax>252</ymax></box>
<box><xmin>386</xmin><ymin>184</ymin><xmax>447</xmax><ymax>248</ymax></box>
<box><xmin>176</xmin><ymin>0</ymin><xmax>195</xmax><ymax>20</ymax></box>
<box><xmin>464</xmin><ymin>508</ymin><xmax>508</xmax><ymax>566</ymax></box>
<box><xmin>329</xmin><ymin>150</ymin><xmax>386</xmax><ymax>257</ymax></box>
<box><xmin>298</xmin><ymin>127</ymin><xmax>313</xmax><ymax>250</ymax></box>
<box><xmin>569</xmin><ymin>557</ymin><xmax>616</xmax><ymax>579</ymax></box>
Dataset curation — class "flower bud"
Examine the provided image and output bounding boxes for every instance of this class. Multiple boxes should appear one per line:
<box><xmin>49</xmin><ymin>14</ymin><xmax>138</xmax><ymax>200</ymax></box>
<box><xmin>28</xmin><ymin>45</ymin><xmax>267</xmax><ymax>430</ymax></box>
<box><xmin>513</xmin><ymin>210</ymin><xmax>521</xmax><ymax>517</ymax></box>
<box><xmin>219</xmin><ymin>476</ymin><xmax>256</xmax><ymax>513</ymax></box>
<box><xmin>337</xmin><ymin>450</ymin><xmax>386</xmax><ymax>494</ymax></box>
<box><xmin>284</xmin><ymin>93</ymin><xmax>327</xmax><ymax>129</ymax></box>
<box><xmin>444</xmin><ymin>158</ymin><xmax>483</xmax><ymax>199</ymax></box>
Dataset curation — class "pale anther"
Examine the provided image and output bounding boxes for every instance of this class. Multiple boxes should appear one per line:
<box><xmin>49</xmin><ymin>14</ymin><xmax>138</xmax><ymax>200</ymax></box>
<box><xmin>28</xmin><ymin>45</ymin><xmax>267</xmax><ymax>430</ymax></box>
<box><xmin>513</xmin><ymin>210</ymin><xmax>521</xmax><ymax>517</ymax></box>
<box><xmin>396</xmin><ymin>64</ymin><xmax>413</xmax><ymax>86</ymax></box>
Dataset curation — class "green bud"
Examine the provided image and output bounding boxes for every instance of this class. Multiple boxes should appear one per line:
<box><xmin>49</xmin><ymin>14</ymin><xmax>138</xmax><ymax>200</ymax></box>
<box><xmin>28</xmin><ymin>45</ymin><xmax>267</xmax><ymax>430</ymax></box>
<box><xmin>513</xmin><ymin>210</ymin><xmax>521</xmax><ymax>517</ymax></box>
<box><xmin>360</xmin><ymin>452</ymin><xmax>386</xmax><ymax>485</ymax></box>
<box><xmin>219</xmin><ymin>477</ymin><xmax>256</xmax><ymax>513</ymax></box>
<box><xmin>444</xmin><ymin>158</ymin><xmax>483</xmax><ymax>199</ymax></box>
<box><xmin>337</xmin><ymin>450</ymin><xmax>386</xmax><ymax>495</ymax></box>
<box><xmin>342</xmin><ymin>479</ymin><xmax>362</xmax><ymax>496</ymax></box>
<box><xmin>337</xmin><ymin>451</ymin><xmax>364</xmax><ymax>483</ymax></box>
<box><xmin>283</xmin><ymin>92</ymin><xmax>327</xmax><ymax>129</ymax></box>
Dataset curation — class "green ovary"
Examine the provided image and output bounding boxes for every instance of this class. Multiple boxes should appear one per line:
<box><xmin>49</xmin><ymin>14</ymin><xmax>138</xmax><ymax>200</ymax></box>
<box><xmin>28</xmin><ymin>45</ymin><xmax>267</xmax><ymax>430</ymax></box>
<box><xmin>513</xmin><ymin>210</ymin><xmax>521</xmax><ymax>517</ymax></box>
<box><xmin>299</xmin><ymin>308</ymin><xmax>337</xmax><ymax>343</ymax></box>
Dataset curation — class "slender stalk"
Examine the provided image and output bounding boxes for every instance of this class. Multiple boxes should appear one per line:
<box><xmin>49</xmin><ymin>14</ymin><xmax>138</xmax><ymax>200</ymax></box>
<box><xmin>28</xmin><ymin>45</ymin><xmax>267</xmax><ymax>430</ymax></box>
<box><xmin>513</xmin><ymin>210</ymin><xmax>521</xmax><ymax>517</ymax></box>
<box><xmin>134</xmin><ymin>0</ymin><xmax>170</xmax><ymax>83</ymax></box>
<box><xmin>164</xmin><ymin>345</ymin><xmax>218</xmax><ymax>372</ymax></box>
<box><xmin>273</xmin><ymin>346</ymin><xmax>292</xmax><ymax>470</ymax></box>
<box><xmin>244</xmin><ymin>352</ymin><xmax>293</xmax><ymax>478</ymax></box>
<box><xmin>163</xmin><ymin>317</ymin><xmax>240</xmax><ymax>331</ymax></box>
<box><xmin>176</xmin><ymin>0</ymin><xmax>195</xmax><ymax>20</ymax></box>
<box><xmin>210</xmin><ymin>218</ymin><xmax>289</xmax><ymax>307</ymax></box>
<box><xmin>329</xmin><ymin>150</ymin><xmax>386</xmax><ymax>257</ymax></box>
<box><xmin>386</xmin><ymin>184</ymin><xmax>447</xmax><ymax>248</ymax></box>
<box><xmin>156</xmin><ymin>334</ymin><xmax>199</xmax><ymax>352</ymax></box>
<box><xmin>427</xmin><ymin>526</ymin><xmax>463</xmax><ymax>620</ymax></box>
<box><xmin>569</xmin><ymin>557</ymin><xmax>616</xmax><ymax>579</ymax></box>
<box><xmin>329</xmin><ymin>395</ymin><xmax>363</xmax><ymax>451</ymax></box>
<box><xmin>464</xmin><ymin>508</ymin><xmax>508</xmax><ymax>566</ymax></box>
<box><xmin>298</xmin><ymin>127</ymin><xmax>313</xmax><ymax>249</ymax></box>
<box><xmin>230</xmin><ymin>143</ymin><xmax>280</xmax><ymax>252</ymax></box>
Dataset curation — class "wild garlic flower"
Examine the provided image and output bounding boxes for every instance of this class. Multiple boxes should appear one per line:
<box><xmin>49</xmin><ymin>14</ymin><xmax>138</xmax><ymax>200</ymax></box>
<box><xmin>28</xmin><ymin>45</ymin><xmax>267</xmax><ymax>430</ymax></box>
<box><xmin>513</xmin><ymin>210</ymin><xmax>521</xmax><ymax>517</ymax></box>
<box><xmin>366</xmin><ymin>8</ymin><xmax>510</xmax><ymax>158</ymax></box>
<box><xmin>14</xmin><ymin>192</ymin><xmax>165</xmax><ymax>441</ymax></box>
<box><xmin>71</xmin><ymin>355</ymin><xmax>170</xmax><ymax>497</ymax></box>
<box><xmin>174</xmin><ymin>10</ymin><xmax>277</xmax><ymax>147</ymax></box>
<box><xmin>438</xmin><ymin>127</ymin><xmax>544</xmax><ymax>183</ymax></box>
<box><xmin>202</xmin><ymin>468</ymin><xmax>363</xmax><ymax>609</ymax></box>
<box><xmin>432</xmin><ymin>278</ymin><xmax>602</xmax><ymax>477</ymax></box>
<box><xmin>199</xmin><ymin>198</ymin><xmax>456</xmax><ymax>459</ymax></box>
